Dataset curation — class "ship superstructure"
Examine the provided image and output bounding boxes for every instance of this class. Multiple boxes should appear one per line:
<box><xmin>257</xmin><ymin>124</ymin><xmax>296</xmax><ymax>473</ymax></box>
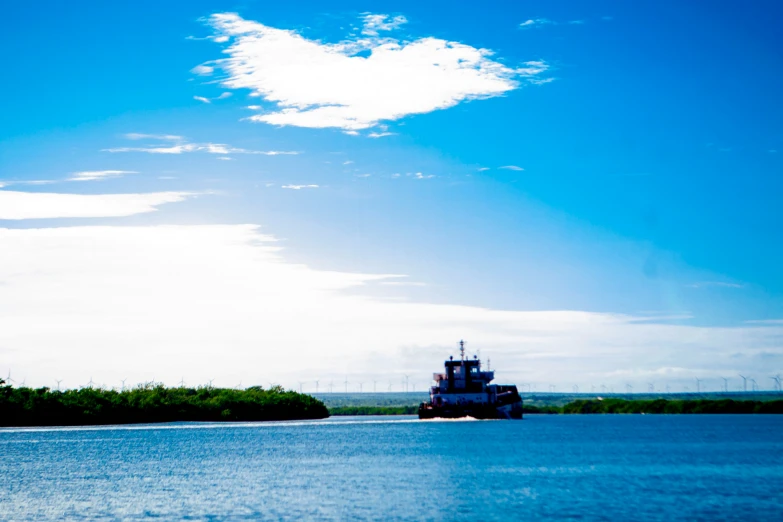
<box><xmin>418</xmin><ymin>340</ymin><xmax>523</xmax><ymax>419</ymax></box>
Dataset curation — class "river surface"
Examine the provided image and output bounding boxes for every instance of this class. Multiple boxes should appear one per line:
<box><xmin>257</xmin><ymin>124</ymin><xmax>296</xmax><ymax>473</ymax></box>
<box><xmin>1</xmin><ymin>415</ymin><xmax>782</xmax><ymax>521</ymax></box>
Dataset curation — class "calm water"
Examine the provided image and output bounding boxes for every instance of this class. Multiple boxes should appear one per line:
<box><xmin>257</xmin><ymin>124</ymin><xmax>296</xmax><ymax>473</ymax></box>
<box><xmin>1</xmin><ymin>415</ymin><xmax>782</xmax><ymax>521</ymax></box>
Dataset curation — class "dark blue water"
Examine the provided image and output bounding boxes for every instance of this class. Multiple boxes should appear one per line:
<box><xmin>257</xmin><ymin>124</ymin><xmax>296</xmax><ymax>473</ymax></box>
<box><xmin>1</xmin><ymin>415</ymin><xmax>782</xmax><ymax>521</ymax></box>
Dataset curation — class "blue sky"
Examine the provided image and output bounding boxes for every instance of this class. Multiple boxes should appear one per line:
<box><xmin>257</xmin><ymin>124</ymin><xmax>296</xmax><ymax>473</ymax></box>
<box><xmin>1</xmin><ymin>1</ymin><xmax>781</xmax><ymax>391</ymax></box>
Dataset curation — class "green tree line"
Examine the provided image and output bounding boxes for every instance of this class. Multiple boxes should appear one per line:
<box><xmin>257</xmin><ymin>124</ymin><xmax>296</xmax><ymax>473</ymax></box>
<box><xmin>0</xmin><ymin>380</ymin><xmax>328</xmax><ymax>427</ymax></box>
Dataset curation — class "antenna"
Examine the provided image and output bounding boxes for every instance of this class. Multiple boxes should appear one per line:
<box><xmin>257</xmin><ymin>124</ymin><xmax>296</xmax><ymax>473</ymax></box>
<box><xmin>738</xmin><ymin>374</ymin><xmax>747</xmax><ymax>392</ymax></box>
<box><xmin>459</xmin><ymin>340</ymin><xmax>466</xmax><ymax>361</ymax></box>
<box><xmin>487</xmin><ymin>358</ymin><xmax>491</xmax><ymax>371</ymax></box>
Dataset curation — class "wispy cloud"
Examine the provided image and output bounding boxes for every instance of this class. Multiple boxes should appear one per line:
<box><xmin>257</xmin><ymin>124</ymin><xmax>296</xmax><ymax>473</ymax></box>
<box><xmin>69</xmin><ymin>170</ymin><xmax>137</xmax><ymax>182</ymax></box>
<box><xmin>281</xmin><ymin>184</ymin><xmax>319</xmax><ymax>190</ymax></box>
<box><xmin>0</xmin><ymin>190</ymin><xmax>194</xmax><ymax>220</ymax></box>
<box><xmin>687</xmin><ymin>281</ymin><xmax>744</xmax><ymax>289</ymax></box>
<box><xmin>361</xmin><ymin>13</ymin><xmax>408</xmax><ymax>36</ymax></box>
<box><xmin>499</xmin><ymin>165</ymin><xmax>524</xmax><ymax>171</ymax></box>
<box><xmin>197</xmin><ymin>13</ymin><xmax>550</xmax><ymax>131</ymax></box>
<box><xmin>412</xmin><ymin>172</ymin><xmax>434</xmax><ymax>179</ymax></box>
<box><xmin>519</xmin><ymin>18</ymin><xmax>555</xmax><ymax>28</ymax></box>
<box><xmin>193</xmin><ymin>96</ymin><xmax>211</xmax><ymax>104</ymax></box>
<box><xmin>104</xmin><ymin>135</ymin><xmax>298</xmax><ymax>156</ymax></box>
<box><xmin>368</xmin><ymin>132</ymin><xmax>396</xmax><ymax>138</ymax></box>
<box><xmin>520</xmin><ymin>18</ymin><xmax>586</xmax><ymax>28</ymax></box>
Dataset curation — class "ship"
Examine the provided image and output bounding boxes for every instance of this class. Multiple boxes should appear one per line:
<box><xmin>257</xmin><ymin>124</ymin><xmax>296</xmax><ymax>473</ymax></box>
<box><xmin>418</xmin><ymin>340</ymin><xmax>523</xmax><ymax>420</ymax></box>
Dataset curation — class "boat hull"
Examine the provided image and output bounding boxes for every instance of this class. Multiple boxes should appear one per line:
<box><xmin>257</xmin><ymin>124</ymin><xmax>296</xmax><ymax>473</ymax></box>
<box><xmin>418</xmin><ymin>400</ymin><xmax>523</xmax><ymax>420</ymax></box>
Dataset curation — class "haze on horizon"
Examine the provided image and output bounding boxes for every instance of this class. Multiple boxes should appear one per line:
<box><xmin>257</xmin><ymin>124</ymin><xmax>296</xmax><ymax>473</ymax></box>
<box><xmin>1</xmin><ymin>1</ymin><xmax>781</xmax><ymax>394</ymax></box>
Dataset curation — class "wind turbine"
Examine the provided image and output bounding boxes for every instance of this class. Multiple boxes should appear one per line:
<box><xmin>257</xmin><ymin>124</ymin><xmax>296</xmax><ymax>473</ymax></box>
<box><xmin>328</xmin><ymin>381</ymin><xmax>334</xmax><ymax>393</ymax></box>
<box><xmin>86</xmin><ymin>377</ymin><xmax>95</xmax><ymax>389</ymax></box>
<box><xmin>235</xmin><ymin>381</ymin><xmax>242</xmax><ymax>390</ymax></box>
<box><xmin>5</xmin><ymin>370</ymin><xmax>15</xmax><ymax>386</ymax></box>
<box><xmin>739</xmin><ymin>374</ymin><xmax>747</xmax><ymax>392</ymax></box>
<box><xmin>179</xmin><ymin>377</ymin><xmax>186</xmax><ymax>388</ymax></box>
<box><xmin>750</xmin><ymin>378</ymin><xmax>758</xmax><ymax>392</ymax></box>
<box><xmin>344</xmin><ymin>377</ymin><xmax>349</xmax><ymax>393</ymax></box>
<box><xmin>315</xmin><ymin>380</ymin><xmax>320</xmax><ymax>393</ymax></box>
<box><xmin>298</xmin><ymin>381</ymin><xmax>305</xmax><ymax>393</ymax></box>
<box><xmin>648</xmin><ymin>382</ymin><xmax>655</xmax><ymax>393</ymax></box>
<box><xmin>403</xmin><ymin>375</ymin><xmax>410</xmax><ymax>393</ymax></box>
<box><xmin>358</xmin><ymin>382</ymin><xmax>364</xmax><ymax>393</ymax></box>
<box><xmin>373</xmin><ymin>380</ymin><xmax>378</xmax><ymax>393</ymax></box>
<box><xmin>388</xmin><ymin>380</ymin><xmax>393</xmax><ymax>392</ymax></box>
<box><xmin>208</xmin><ymin>378</ymin><xmax>215</xmax><ymax>389</ymax></box>
<box><xmin>695</xmin><ymin>378</ymin><xmax>703</xmax><ymax>394</ymax></box>
<box><xmin>19</xmin><ymin>377</ymin><xmax>27</xmax><ymax>388</ymax></box>
<box><xmin>771</xmin><ymin>374</ymin><xmax>782</xmax><ymax>392</ymax></box>
<box><xmin>721</xmin><ymin>378</ymin><xmax>728</xmax><ymax>393</ymax></box>
<box><xmin>573</xmin><ymin>385</ymin><xmax>579</xmax><ymax>393</ymax></box>
<box><xmin>626</xmin><ymin>383</ymin><xmax>633</xmax><ymax>394</ymax></box>
<box><xmin>55</xmin><ymin>379</ymin><xmax>63</xmax><ymax>391</ymax></box>
<box><xmin>121</xmin><ymin>378</ymin><xmax>127</xmax><ymax>391</ymax></box>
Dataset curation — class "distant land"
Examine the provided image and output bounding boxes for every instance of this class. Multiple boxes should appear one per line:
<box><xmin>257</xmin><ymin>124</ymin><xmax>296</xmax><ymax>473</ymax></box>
<box><xmin>0</xmin><ymin>380</ymin><xmax>328</xmax><ymax>427</ymax></box>
<box><xmin>3</xmin><ymin>383</ymin><xmax>782</xmax><ymax>427</ymax></box>
<box><xmin>318</xmin><ymin>392</ymin><xmax>783</xmax><ymax>416</ymax></box>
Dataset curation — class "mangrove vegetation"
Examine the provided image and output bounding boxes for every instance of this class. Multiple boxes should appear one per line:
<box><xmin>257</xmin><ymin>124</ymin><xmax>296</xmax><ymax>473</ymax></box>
<box><xmin>0</xmin><ymin>379</ymin><xmax>329</xmax><ymax>427</ymax></box>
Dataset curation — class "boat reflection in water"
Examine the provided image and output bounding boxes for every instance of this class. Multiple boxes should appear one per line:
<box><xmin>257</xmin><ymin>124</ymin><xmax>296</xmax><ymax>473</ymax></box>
<box><xmin>418</xmin><ymin>340</ymin><xmax>523</xmax><ymax>420</ymax></box>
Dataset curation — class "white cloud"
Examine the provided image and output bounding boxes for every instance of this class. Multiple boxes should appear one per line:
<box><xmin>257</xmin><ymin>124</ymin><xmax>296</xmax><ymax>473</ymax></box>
<box><xmin>413</xmin><ymin>172</ymin><xmax>434</xmax><ymax>179</ymax></box>
<box><xmin>198</xmin><ymin>12</ymin><xmax>550</xmax><ymax>131</ymax></box>
<box><xmin>69</xmin><ymin>170</ymin><xmax>138</xmax><ymax>182</ymax></box>
<box><xmin>216</xmin><ymin>92</ymin><xmax>233</xmax><ymax>99</ymax></box>
<box><xmin>343</xmin><ymin>160</ymin><xmax>354</xmax><ymax>165</ymax></box>
<box><xmin>124</xmin><ymin>133</ymin><xmax>184</xmax><ymax>141</ymax></box>
<box><xmin>361</xmin><ymin>13</ymin><xmax>408</xmax><ymax>36</ymax></box>
<box><xmin>477</xmin><ymin>167</ymin><xmax>490</xmax><ymax>172</ymax></box>
<box><xmin>0</xmin><ymin>224</ymin><xmax>780</xmax><ymax>390</ymax></box>
<box><xmin>191</xmin><ymin>64</ymin><xmax>214</xmax><ymax>76</ymax></box>
<box><xmin>368</xmin><ymin>132</ymin><xmax>395</xmax><ymax>138</ymax></box>
<box><xmin>194</xmin><ymin>96</ymin><xmax>211</xmax><ymax>104</ymax></box>
<box><xmin>519</xmin><ymin>18</ymin><xmax>555</xmax><ymax>28</ymax></box>
<box><xmin>499</xmin><ymin>165</ymin><xmax>524</xmax><ymax>171</ymax></box>
<box><xmin>104</xmin><ymin>135</ymin><xmax>298</xmax><ymax>156</ymax></box>
<box><xmin>282</xmin><ymin>184</ymin><xmax>319</xmax><ymax>190</ymax></box>
<box><xmin>0</xmin><ymin>190</ymin><xmax>194</xmax><ymax>220</ymax></box>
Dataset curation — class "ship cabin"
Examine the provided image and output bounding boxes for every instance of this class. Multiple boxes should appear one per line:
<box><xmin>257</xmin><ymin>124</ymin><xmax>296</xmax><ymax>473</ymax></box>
<box><xmin>432</xmin><ymin>355</ymin><xmax>494</xmax><ymax>394</ymax></box>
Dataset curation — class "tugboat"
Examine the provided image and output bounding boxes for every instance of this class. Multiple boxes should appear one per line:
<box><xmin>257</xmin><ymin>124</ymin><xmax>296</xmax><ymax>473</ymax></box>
<box><xmin>418</xmin><ymin>340</ymin><xmax>523</xmax><ymax>420</ymax></box>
